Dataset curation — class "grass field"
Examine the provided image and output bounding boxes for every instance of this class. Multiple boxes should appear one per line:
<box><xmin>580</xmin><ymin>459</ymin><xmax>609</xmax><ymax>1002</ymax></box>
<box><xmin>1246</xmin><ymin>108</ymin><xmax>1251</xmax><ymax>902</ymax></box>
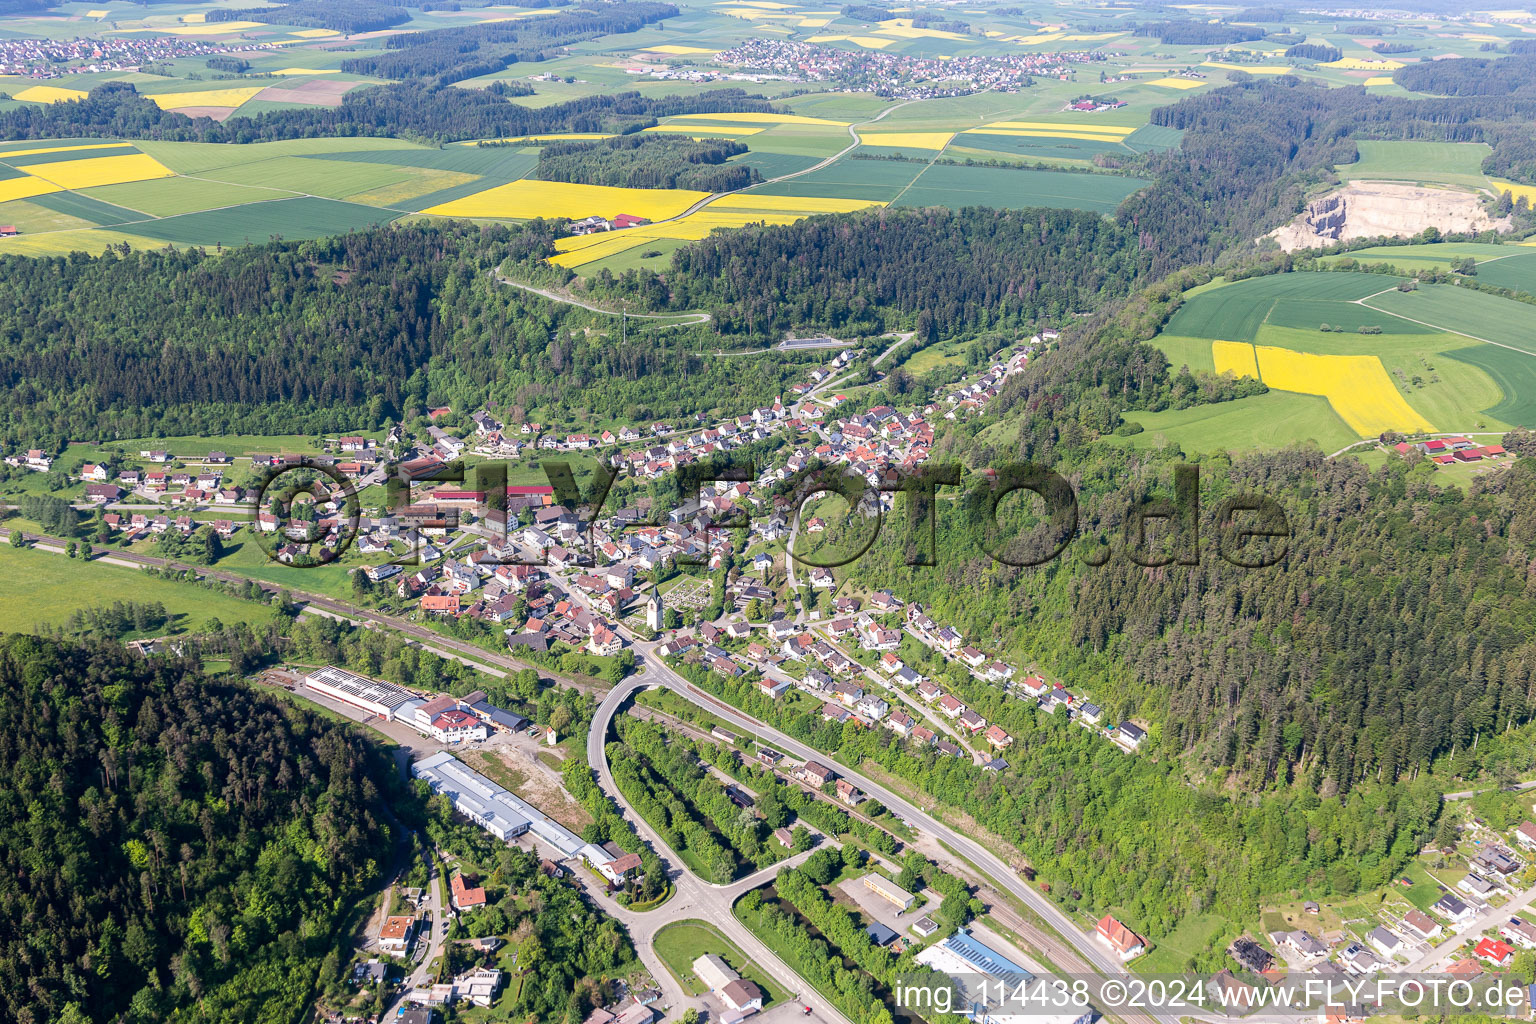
<box><xmin>1161</xmin><ymin>272</ymin><xmax>1408</xmax><ymax>342</ymax></box>
<box><xmin>1443</xmin><ymin>344</ymin><xmax>1536</xmax><ymax>426</ymax></box>
<box><xmin>1130</xmin><ymin>912</ymin><xmax>1230</xmax><ymax>975</ymax></box>
<box><xmin>1116</xmin><ymin>391</ymin><xmax>1359</xmax><ymax>454</ymax></box>
<box><xmin>653</xmin><ymin>920</ymin><xmax>783</xmax><ymax>1004</ymax></box>
<box><xmin>128</xmin><ymin>196</ymin><xmax>400</xmax><ymax>244</ymax></box>
<box><xmin>0</xmin><ymin>543</ymin><xmax>276</xmax><ymax>637</ymax></box>
<box><xmin>82</xmin><ymin>176</ymin><xmax>291</xmax><ymax>216</ymax></box>
<box><xmin>1470</xmin><ymin>251</ymin><xmax>1536</xmax><ymax>295</ymax></box>
<box><xmin>889</xmin><ymin>163</ymin><xmax>1146</xmax><ymax>213</ymax></box>
<box><xmin>1363</xmin><ymin>284</ymin><xmax>1536</xmax><ymax>356</ymax></box>
<box><xmin>1338</xmin><ymin>140</ymin><xmax>1493</xmax><ymax>187</ymax></box>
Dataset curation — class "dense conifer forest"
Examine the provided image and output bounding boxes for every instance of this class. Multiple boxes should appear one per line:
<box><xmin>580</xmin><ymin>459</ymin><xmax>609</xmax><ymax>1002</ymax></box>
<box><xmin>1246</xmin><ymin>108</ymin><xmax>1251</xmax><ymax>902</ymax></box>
<box><xmin>0</xmin><ymin>635</ymin><xmax>396</xmax><ymax>1024</ymax></box>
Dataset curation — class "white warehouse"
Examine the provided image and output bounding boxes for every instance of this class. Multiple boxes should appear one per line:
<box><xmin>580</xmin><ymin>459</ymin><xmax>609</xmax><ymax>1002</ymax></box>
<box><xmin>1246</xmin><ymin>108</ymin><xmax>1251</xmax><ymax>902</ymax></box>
<box><xmin>412</xmin><ymin>751</ymin><xmax>587</xmax><ymax>855</ymax></box>
<box><xmin>304</xmin><ymin>665</ymin><xmax>425</xmax><ymax>722</ymax></box>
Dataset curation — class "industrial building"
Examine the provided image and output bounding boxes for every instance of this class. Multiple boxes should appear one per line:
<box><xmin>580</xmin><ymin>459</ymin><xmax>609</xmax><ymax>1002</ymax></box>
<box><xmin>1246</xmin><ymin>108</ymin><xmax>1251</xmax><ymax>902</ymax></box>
<box><xmin>916</xmin><ymin>928</ymin><xmax>1092</xmax><ymax>1024</ymax></box>
<box><xmin>304</xmin><ymin>665</ymin><xmax>425</xmax><ymax>722</ymax></box>
<box><xmin>412</xmin><ymin>753</ymin><xmax>609</xmax><ymax>871</ymax></box>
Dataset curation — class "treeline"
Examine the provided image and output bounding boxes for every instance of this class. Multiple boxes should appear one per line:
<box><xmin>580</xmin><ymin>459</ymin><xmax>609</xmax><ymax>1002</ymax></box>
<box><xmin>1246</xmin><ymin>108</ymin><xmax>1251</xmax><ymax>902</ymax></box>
<box><xmin>579</xmin><ymin>206</ymin><xmax>1150</xmax><ymax>341</ymax></box>
<box><xmin>560</xmin><ymin>754</ymin><xmax>671</xmax><ymax>906</ymax></box>
<box><xmin>1285</xmin><ymin>42</ymin><xmax>1342</xmax><ymax>61</ymax></box>
<box><xmin>1132</xmin><ymin>20</ymin><xmax>1265</xmax><ymax>44</ymax></box>
<box><xmin>608</xmin><ymin>717</ymin><xmax>782</xmax><ymax>881</ymax></box>
<box><xmin>0</xmin><ymin>80</ymin><xmax>783</xmax><ymax>148</ymax></box>
<box><xmin>340</xmin><ymin>3</ymin><xmax>677</xmax><ymax>85</ymax></box>
<box><xmin>0</xmin><ymin>635</ymin><xmax>396</xmax><ymax>1024</ymax></box>
<box><xmin>208</xmin><ymin>0</ymin><xmax>411</xmax><ymax>33</ymax></box>
<box><xmin>536</xmin><ymin>133</ymin><xmax>759</xmax><ymax>192</ymax></box>
<box><xmin>739</xmin><ymin>867</ymin><xmax>963</xmax><ymax>1024</ymax></box>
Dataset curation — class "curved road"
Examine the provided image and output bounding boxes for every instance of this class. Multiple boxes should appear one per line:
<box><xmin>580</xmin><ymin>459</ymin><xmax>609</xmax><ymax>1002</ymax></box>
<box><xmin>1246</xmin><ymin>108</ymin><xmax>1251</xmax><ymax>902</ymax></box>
<box><xmin>589</xmin><ymin>676</ymin><xmax>855</xmax><ymax>1024</ymax></box>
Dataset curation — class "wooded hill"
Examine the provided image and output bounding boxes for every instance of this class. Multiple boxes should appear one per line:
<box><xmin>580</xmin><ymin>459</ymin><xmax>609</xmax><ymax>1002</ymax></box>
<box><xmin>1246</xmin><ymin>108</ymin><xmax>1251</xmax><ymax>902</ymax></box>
<box><xmin>0</xmin><ymin>635</ymin><xmax>396</xmax><ymax>1024</ymax></box>
<box><xmin>536</xmin><ymin>133</ymin><xmax>760</xmax><ymax>192</ymax></box>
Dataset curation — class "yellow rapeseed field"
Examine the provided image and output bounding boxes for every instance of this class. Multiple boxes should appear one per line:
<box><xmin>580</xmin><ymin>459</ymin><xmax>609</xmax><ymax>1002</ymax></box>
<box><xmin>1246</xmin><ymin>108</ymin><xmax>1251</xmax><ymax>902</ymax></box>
<box><xmin>979</xmin><ymin>121</ymin><xmax>1132</xmax><ymax>136</ymax></box>
<box><xmin>84</xmin><ymin>8</ymin><xmax>110</xmax><ymax>16</ymax></box>
<box><xmin>14</xmin><ymin>86</ymin><xmax>88</xmax><ymax>104</ymax></box>
<box><xmin>1149</xmin><ymin>77</ymin><xmax>1207</xmax><ymax>89</ymax></box>
<box><xmin>0</xmin><ymin>175</ymin><xmax>61</xmax><ymax>204</ymax></box>
<box><xmin>28</xmin><ymin>152</ymin><xmax>175</xmax><ymax>189</ymax></box>
<box><xmin>1221</xmin><ymin>344</ymin><xmax>1435</xmax><ymax>435</ymax></box>
<box><xmin>858</xmin><ymin>131</ymin><xmax>954</xmax><ymax>149</ymax></box>
<box><xmin>711</xmin><ymin>194</ymin><xmax>883</xmax><ymax>213</ymax></box>
<box><xmin>164</xmin><ymin>20</ymin><xmax>263</xmax><ymax>34</ymax></box>
<box><xmin>1211</xmin><ymin>341</ymin><xmax>1260</xmax><ymax>381</ymax></box>
<box><xmin>877</xmin><ymin>19</ymin><xmax>970</xmax><ymax>40</ymax></box>
<box><xmin>424</xmin><ymin>180</ymin><xmax>708</xmax><ymax>221</ymax></box>
<box><xmin>290</xmin><ymin>28</ymin><xmax>339</xmax><ymax>37</ymax></box>
<box><xmin>1364</xmin><ymin>75</ymin><xmax>1396</xmax><ymax>86</ymax></box>
<box><xmin>643</xmin><ymin>44</ymin><xmax>717</xmax><ymax>54</ymax></box>
<box><xmin>147</xmin><ymin>87</ymin><xmax>266</xmax><ymax>111</ymax></box>
<box><xmin>1491</xmin><ymin>179</ymin><xmax>1536</xmax><ymax>205</ymax></box>
<box><xmin>0</xmin><ymin>142</ymin><xmax>131</xmax><ymax>159</ymax></box>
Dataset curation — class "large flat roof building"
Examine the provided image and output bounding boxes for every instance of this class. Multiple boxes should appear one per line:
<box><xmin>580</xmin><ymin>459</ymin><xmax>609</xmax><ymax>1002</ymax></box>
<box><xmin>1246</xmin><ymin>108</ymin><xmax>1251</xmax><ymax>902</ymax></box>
<box><xmin>917</xmin><ymin>928</ymin><xmax>1091</xmax><ymax>1024</ymax></box>
<box><xmin>304</xmin><ymin>665</ymin><xmax>424</xmax><ymax>721</ymax></box>
<box><xmin>412</xmin><ymin>752</ymin><xmax>586</xmax><ymax>855</ymax></box>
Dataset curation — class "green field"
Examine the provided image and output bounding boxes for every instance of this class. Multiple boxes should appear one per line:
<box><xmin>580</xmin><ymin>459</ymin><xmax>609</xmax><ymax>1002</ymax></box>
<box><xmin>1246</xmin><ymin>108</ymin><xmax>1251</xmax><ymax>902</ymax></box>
<box><xmin>1115</xmin><ymin>391</ymin><xmax>1359</xmax><ymax>454</ymax></box>
<box><xmin>1265</xmin><ymin>297</ymin><xmax>1435</xmax><ymax>334</ymax></box>
<box><xmin>1337</xmin><ymin>140</ymin><xmax>1493</xmax><ymax>188</ymax></box>
<box><xmin>653</xmin><ymin>920</ymin><xmax>782</xmax><ymax>1004</ymax></box>
<box><xmin>83</xmin><ymin>176</ymin><xmax>292</xmax><ymax>217</ymax></box>
<box><xmin>1162</xmin><ymin>272</ymin><xmax>1409</xmax><ymax>342</ymax></box>
<box><xmin>1443</xmin><ymin>344</ymin><xmax>1536</xmax><ymax>427</ymax></box>
<box><xmin>1130</xmin><ymin>912</ymin><xmax>1230</xmax><ymax>975</ymax></box>
<box><xmin>1326</xmin><ymin>242</ymin><xmax>1519</xmax><ymax>272</ymax></box>
<box><xmin>1150</xmin><ymin>334</ymin><xmax>1217</xmax><ymax>374</ymax></box>
<box><xmin>129</xmin><ymin>197</ymin><xmax>401</xmax><ymax>245</ymax></box>
<box><xmin>1471</xmin><ymin>250</ymin><xmax>1536</xmax><ymax>296</ymax></box>
<box><xmin>0</xmin><ymin>543</ymin><xmax>277</xmax><ymax>637</ymax></box>
<box><xmin>1362</xmin><ymin>284</ymin><xmax>1536</xmax><ymax>356</ymax></box>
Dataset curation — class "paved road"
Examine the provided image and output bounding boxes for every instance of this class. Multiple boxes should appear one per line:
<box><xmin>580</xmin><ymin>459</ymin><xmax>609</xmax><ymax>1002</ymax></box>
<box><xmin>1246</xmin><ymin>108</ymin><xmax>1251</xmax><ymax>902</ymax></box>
<box><xmin>589</xmin><ymin>676</ymin><xmax>851</xmax><ymax>1024</ymax></box>
<box><xmin>1400</xmin><ymin>875</ymin><xmax>1536</xmax><ymax>971</ymax></box>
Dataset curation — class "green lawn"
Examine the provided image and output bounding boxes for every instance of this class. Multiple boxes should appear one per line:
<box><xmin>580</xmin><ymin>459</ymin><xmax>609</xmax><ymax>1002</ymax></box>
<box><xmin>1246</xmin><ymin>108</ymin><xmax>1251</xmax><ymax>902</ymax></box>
<box><xmin>0</xmin><ymin>543</ymin><xmax>276</xmax><ymax>636</ymax></box>
<box><xmin>653</xmin><ymin>920</ymin><xmax>782</xmax><ymax>1004</ymax></box>
<box><xmin>1131</xmin><ymin>911</ymin><xmax>1230</xmax><ymax>975</ymax></box>
<box><xmin>1115</xmin><ymin>391</ymin><xmax>1359</xmax><ymax>454</ymax></box>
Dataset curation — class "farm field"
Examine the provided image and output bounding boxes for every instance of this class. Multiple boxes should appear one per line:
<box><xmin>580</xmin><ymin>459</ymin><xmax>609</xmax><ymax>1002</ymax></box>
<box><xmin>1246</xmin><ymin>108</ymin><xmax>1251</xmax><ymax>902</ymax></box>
<box><xmin>890</xmin><ymin>163</ymin><xmax>1146</xmax><ymax>214</ymax></box>
<box><xmin>1362</xmin><ymin>284</ymin><xmax>1536</xmax><ymax>356</ymax></box>
<box><xmin>1443</xmin><ymin>345</ymin><xmax>1536</xmax><ymax>427</ymax></box>
<box><xmin>1325</xmin><ymin>241</ymin><xmax>1520</xmax><ymax>272</ymax></box>
<box><xmin>1160</xmin><ymin>272</ymin><xmax>1409</xmax><ymax>342</ymax></box>
<box><xmin>1467</xmin><ymin>251</ymin><xmax>1536</xmax><ymax>295</ymax></box>
<box><xmin>1214</xmin><ymin>342</ymin><xmax>1434</xmax><ymax>435</ymax></box>
<box><xmin>1115</xmin><ymin>391</ymin><xmax>1359</xmax><ymax>455</ymax></box>
<box><xmin>1337</xmin><ymin>141</ymin><xmax>1494</xmax><ymax>188</ymax></box>
<box><xmin>0</xmin><ymin>544</ymin><xmax>277</xmax><ymax>638</ymax></box>
<box><xmin>1251</xmin><ymin>326</ymin><xmax>1509</xmax><ymax>432</ymax></box>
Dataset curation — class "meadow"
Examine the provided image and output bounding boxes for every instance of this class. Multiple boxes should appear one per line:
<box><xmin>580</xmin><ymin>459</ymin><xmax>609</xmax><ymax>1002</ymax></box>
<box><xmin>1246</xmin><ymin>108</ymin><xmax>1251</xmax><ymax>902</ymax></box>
<box><xmin>1337</xmin><ymin>141</ymin><xmax>1493</xmax><ymax>188</ymax></box>
<box><xmin>1161</xmin><ymin>272</ymin><xmax>1409</xmax><ymax>342</ymax></box>
<box><xmin>1116</xmin><ymin>391</ymin><xmax>1358</xmax><ymax>455</ymax></box>
<box><xmin>0</xmin><ymin>544</ymin><xmax>277</xmax><ymax>637</ymax></box>
<box><xmin>1363</xmin><ymin>284</ymin><xmax>1536</xmax><ymax>356</ymax></box>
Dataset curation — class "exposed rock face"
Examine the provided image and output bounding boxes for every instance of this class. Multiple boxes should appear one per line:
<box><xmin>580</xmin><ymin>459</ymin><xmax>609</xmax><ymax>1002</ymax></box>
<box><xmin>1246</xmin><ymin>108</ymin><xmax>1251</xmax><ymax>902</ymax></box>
<box><xmin>1268</xmin><ymin>182</ymin><xmax>1512</xmax><ymax>251</ymax></box>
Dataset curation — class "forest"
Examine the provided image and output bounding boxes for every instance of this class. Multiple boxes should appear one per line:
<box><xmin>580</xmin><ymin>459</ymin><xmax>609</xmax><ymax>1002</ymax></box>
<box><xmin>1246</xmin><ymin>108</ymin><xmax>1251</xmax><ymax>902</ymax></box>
<box><xmin>0</xmin><ymin>80</ymin><xmax>781</xmax><ymax>148</ymax></box>
<box><xmin>576</xmin><ymin>206</ymin><xmax>1150</xmax><ymax>341</ymax></box>
<box><xmin>207</xmin><ymin>0</ymin><xmax>412</xmax><ymax>33</ymax></box>
<box><xmin>0</xmin><ymin>635</ymin><xmax>396</xmax><ymax>1024</ymax></box>
<box><xmin>0</xmin><ymin>222</ymin><xmax>822</xmax><ymax>448</ymax></box>
<box><xmin>536</xmin><ymin>133</ymin><xmax>760</xmax><ymax>192</ymax></box>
